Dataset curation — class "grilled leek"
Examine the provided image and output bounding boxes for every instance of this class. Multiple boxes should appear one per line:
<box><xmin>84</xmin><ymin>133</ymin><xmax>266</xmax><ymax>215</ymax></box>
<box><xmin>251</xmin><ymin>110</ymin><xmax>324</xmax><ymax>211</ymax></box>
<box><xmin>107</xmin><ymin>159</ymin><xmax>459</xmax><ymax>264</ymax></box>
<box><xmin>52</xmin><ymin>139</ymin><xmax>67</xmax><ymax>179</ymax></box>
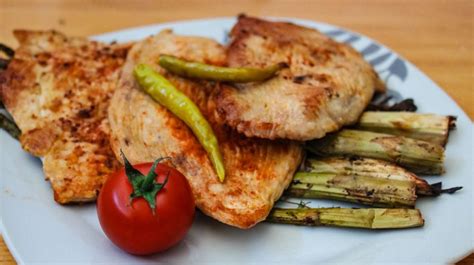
<box><xmin>355</xmin><ymin>111</ymin><xmax>455</xmax><ymax>146</ymax></box>
<box><xmin>307</xmin><ymin>129</ymin><xmax>445</xmax><ymax>175</ymax></box>
<box><xmin>267</xmin><ymin>208</ymin><xmax>424</xmax><ymax>229</ymax></box>
<box><xmin>286</xmin><ymin>157</ymin><xmax>460</xmax><ymax>207</ymax></box>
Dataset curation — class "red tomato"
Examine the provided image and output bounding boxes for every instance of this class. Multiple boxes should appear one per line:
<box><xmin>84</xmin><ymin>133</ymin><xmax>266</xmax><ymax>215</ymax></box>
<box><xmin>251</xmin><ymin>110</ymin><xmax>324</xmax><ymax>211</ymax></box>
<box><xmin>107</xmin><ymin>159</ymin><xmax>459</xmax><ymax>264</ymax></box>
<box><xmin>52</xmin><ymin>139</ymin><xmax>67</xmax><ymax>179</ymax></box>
<box><xmin>97</xmin><ymin>162</ymin><xmax>195</xmax><ymax>255</ymax></box>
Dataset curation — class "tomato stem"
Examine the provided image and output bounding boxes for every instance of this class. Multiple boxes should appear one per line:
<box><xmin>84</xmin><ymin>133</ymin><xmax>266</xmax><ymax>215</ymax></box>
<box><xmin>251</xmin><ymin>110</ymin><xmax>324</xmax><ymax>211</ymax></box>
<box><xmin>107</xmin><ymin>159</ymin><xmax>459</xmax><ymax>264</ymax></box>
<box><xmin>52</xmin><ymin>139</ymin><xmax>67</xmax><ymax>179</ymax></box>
<box><xmin>120</xmin><ymin>150</ymin><xmax>171</xmax><ymax>214</ymax></box>
<box><xmin>141</xmin><ymin>158</ymin><xmax>162</xmax><ymax>191</ymax></box>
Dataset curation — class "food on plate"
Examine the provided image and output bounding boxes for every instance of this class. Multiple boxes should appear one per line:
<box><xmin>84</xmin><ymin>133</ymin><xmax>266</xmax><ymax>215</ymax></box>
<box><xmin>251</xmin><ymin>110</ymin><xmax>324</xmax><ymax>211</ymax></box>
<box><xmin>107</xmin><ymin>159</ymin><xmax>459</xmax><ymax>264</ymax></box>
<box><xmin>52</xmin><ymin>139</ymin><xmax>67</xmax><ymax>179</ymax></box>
<box><xmin>306</xmin><ymin>129</ymin><xmax>445</xmax><ymax>175</ymax></box>
<box><xmin>267</xmin><ymin>208</ymin><xmax>424</xmax><ymax>229</ymax></box>
<box><xmin>286</xmin><ymin>157</ymin><xmax>461</xmax><ymax>208</ymax></box>
<box><xmin>355</xmin><ymin>111</ymin><xmax>456</xmax><ymax>146</ymax></box>
<box><xmin>133</xmin><ymin>64</ymin><xmax>225</xmax><ymax>182</ymax></box>
<box><xmin>158</xmin><ymin>54</ymin><xmax>287</xmax><ymax>82</ymax></box>
<box><xmin>0</xmin><ymin>16</ymin><xmax>463</xmax><ymax>236</ymax></box>
<box><xmin>97</xmin><ymin>154</ymin><xmax>194</xmax><ymax>255</ymax></box>
<box><xmin>216</xmin><ymin>15</ymin><xmax>385</xmax><ymax>141</ymax></box>
<box><xmin>0</xmin><ymin>30</ymin><xmax>130</xmax><ymax>203</ymax></box>
<box><xmin>108</xmin><ymin>30</ymin><xmax>303</xmax><ymax>229</ymax></box>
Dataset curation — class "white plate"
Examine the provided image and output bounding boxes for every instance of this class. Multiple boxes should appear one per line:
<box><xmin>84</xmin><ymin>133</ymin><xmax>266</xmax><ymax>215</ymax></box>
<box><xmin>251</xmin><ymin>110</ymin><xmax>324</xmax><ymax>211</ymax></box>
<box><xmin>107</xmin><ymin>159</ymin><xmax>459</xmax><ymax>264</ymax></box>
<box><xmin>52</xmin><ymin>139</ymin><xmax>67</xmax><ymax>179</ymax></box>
<box><xmin>1</xmin><ymin>17</ymin><xmax>473</xmax><ymax>265</ymax></box>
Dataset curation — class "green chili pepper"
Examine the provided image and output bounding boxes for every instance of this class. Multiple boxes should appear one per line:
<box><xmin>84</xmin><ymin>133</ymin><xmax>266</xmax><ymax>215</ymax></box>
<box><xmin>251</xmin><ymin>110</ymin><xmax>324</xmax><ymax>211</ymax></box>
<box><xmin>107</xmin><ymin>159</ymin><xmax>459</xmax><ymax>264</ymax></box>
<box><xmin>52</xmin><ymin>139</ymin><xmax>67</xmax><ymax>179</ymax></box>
<box><xmin>134</xmin><ymin>64</ymin><xmax>226</xmax><ymax>182</ymax></box>
<box><xmin>158</xmin><ymin>55</ymin><xmax>287</xmax><ymax>83</ymax></box>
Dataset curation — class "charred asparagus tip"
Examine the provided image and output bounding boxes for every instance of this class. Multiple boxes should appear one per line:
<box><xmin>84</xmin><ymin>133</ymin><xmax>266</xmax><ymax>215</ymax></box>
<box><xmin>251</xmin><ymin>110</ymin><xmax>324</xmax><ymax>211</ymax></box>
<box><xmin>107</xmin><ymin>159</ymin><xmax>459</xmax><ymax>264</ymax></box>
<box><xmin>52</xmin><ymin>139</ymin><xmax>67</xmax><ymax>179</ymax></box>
<box><xmin>441</xmin><ymin>186</ymin><xmax>463</xmax><ymax>194</ymax></box>
<box><xmin>416</xmin><ymin>181</ymin><xmax>463</xmax><ymax>196</ymax></box>
<box><xmin>367</xmin><ymin>98</ymin><xmax>417</xmax><ymax>112</ymax></box>
<box><xmin>0</xmin><ymin>58</ymin><xmax>11</xmax><ymax>70</ymax></box>
<box><xmin>356</xmin><ymin>111</ymin><xmax>455</xmax><ymax>146</ymax></box>
<box><xmin>0</xmin><ymin>43</ymin><xmax>15</xmax><ymax>58</ymax></box>
<box><xmin>428</xmin><ymin>182</ymin><xmax>463</xmax><ymax>195</ymax></box>
<box><xmin>448</xmin><ymin>116</ymin><xmax>457</xmax><ymax>130</ymax></box>
<box><xmin>0</xmin><ymin>113</ymin><xmax>21</xmax><ymax>139</ymax></box>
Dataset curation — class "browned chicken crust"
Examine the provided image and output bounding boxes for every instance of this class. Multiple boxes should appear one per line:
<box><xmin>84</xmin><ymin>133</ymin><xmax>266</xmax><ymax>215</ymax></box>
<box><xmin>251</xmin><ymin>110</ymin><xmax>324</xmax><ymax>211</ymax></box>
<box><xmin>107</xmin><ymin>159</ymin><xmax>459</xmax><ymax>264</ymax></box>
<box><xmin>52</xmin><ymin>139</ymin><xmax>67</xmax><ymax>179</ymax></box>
<box><xmin>0</xmin><ymin>30</ymin><xmax>129</xmax><ymax>203</ymax></box>
<box><xmin>108</xmin><ymin>30</ymin><xmax>303</xmax><ymax>229</ymax></box>
<box><xmin>217</xmin><ymin>15</ymin><xmax>385</xmax><ymax>141</ymax></box>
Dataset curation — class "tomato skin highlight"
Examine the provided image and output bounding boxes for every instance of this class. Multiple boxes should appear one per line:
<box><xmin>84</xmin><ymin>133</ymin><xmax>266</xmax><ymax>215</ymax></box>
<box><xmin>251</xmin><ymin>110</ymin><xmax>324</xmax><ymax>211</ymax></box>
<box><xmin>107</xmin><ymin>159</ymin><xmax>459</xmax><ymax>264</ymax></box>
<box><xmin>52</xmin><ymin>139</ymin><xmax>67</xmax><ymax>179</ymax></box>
<box><xmin>97</xmin><ymin>163</ymin><xmax>195</xmax><ymax>255</ymax></box>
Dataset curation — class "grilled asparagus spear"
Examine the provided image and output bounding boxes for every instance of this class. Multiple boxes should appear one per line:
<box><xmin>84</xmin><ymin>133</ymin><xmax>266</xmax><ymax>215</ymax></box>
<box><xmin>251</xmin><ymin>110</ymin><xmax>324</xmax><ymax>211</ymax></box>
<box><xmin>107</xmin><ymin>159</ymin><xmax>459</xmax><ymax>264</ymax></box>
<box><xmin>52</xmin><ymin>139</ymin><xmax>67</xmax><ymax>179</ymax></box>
<box><xmin>355</xmin><ymin>111</ymin><xmax>456</xmax><ymax>146</ymax></box>
<box><xmin>267</xmin><ymin>208</ymin><xmax>424</xmax><ymax>229</ymax></box>
<box><xmin>286</xmin><ymin>157</ymin><xmax>461</xmax><ymax>207</ymax></box>
<box><xmin>307</xmin><ymin>129</ymin><xmax>445</xmax><ymax>175</ymax></box>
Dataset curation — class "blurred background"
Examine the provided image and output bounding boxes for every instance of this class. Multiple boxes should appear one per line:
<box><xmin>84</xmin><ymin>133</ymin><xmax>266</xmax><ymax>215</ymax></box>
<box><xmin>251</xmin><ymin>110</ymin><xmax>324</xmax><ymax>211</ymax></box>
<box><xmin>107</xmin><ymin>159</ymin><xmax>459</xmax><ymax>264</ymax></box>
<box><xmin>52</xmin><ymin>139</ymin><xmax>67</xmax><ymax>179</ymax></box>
<box><xmin>1</xmin><ymin>0</ymin><xmax>472</xmax><ymax>119</ymax></box>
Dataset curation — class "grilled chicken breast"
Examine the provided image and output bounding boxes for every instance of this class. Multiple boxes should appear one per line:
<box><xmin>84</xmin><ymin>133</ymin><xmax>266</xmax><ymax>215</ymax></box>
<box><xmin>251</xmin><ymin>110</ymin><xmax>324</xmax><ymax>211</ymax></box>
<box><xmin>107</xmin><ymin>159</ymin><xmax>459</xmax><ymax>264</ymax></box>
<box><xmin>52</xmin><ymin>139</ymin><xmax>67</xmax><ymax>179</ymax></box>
<box><xmin>216</xmin><ymin>15</ymin><xmax>385</xmax><ymax>141</ymax></box>
<box><xmin>108</xmin><ymin>30</ymin><xmax>303</xmax><ymax>229</ymax></box>
<box><xmin>0</xmin><ymin>30</ymin><xmax>129</xmax><ymax>203</ymax></box>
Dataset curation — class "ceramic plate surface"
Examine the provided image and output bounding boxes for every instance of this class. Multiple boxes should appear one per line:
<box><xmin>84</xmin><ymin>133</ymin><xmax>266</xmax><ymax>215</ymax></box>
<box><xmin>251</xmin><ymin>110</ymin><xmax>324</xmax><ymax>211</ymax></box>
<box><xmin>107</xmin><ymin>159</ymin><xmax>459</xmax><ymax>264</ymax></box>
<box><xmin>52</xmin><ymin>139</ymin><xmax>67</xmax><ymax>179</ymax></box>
<box><xmin>1</xmin><ymin>17</ymin><xmax>473</xmax><ymax>265</ymax></box>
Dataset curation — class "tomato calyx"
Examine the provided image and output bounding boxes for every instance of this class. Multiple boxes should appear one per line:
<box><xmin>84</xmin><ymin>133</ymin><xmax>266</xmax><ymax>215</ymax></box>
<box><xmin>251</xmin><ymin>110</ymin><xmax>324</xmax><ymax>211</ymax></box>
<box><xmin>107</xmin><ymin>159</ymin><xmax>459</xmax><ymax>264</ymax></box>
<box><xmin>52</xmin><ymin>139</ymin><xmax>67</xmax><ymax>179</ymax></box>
<box><xmin>121</xmin><ymin>151</ymin><xmax>170</xmax><ymax>214</ymax></box>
